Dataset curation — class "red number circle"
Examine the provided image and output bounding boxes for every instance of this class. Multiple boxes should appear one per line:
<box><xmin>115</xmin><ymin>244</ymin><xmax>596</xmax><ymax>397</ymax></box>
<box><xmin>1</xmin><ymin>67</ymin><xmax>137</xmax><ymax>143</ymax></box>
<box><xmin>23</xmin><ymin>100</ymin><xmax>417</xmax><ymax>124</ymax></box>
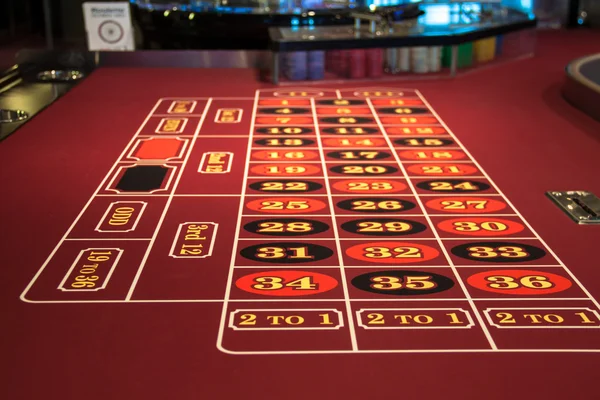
<box><xmin>345</xmin><ymin>241</ymin><xmax>440</xmax><ymax>264</ymax></box>
<box><xmin>250</xmin><ymin>163</ymin><xmax>321</xmax><ymax>176</ymax></box>
<box><xmin>255</xmin><ymin>116</ymin><xmax>314</xmax><ymax>125</ymax></box>
<box><xmin>236</xmin><ymin>270</ymin><xmax>338</xmax><ymax>296</ymax></box>
<box><xmin>386</xmin><ymin>126</ymin><xmax>447</xmax><ymax>135</ymax></box>
<box><xmin>252</xmin><ymin>150</ymin><xmax>319</xmax><ymax>161</ymax></box>
<box><xmin>380</xmin><ymin>116</ymin><xmax>438</xmax><ymax>124</ymax></box>
<box><xmin>332</xmin><ymin>179</ymin><xmax>407</xmax><ymax>194</ymax></box>
<box><xmin>425</xmin><ymin>197</ymin><xmax>508</xmax><ymax>213</ymax></box>
<box><xmin>406</xmin><ymin>163</ymin><xmax>479</xmax><ymax>176</ymax></box>
<box><xmin>467</xmin><ymin>269</ymin><xmax>572</xmax><ymax>295</ymax></box>
<box><xmin>437</xmin><ymin>217</ymin><xmax>525</xmax><ymax>237</ymax></box>
<box><xmin>399</xmin><ymin>150</ymin><xmax>467</xmax><ymax>161</ymax></box>
<box><xmin>246</xmin><ymin>197</ymin><xmax>327</xmax><ymax>214</ymax></box>
<box><xmin>322</xmin><ymin>138</ymin><xmax>387</xmax><ymax>147</ymax></box>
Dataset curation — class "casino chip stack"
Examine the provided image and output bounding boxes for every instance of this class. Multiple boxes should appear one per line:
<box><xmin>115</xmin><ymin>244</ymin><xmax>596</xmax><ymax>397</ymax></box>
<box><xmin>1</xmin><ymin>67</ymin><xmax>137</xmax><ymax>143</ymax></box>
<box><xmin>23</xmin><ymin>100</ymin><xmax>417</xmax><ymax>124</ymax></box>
<box><xmin>496</xmin><ymin>35</ymin><xmax>504</xmax><ymax>56</ymax></box>
<box><xmin>399</xmin><ymin>48</ymin><xmax>411</xmax><ymax>72</ymax></box>
<box><xmin>366</xmin><ymin>48</ymin><xmax>384</xmax><ymax>78</ymax></box>
<box><xmin>339</xmin><ymin>50</ymin><xmax>351</xmax><ymax>77</ymax></box>
<box><xmin>349</xmin><ymin>49</ymin><xmax>366</xmax><ymax>79</ymax></box>
<box><xmin>283</xmin><ymin>51</ymin><xmax>308</xmax><ymax>81</ymax></box>
<box><xmin>411</xmin><ymin>47</ymin><xmax>429</xmax><ymax>74</ymax></box>
<box><xmin>385</xmin><ymin>47</ymin><xmax>398</xmax><ymax>74</ymax></box>
<box><xmin>429</xmin><ymin>46</ymin><xmax>442</xmax><ymax>73</ymax></box>
<box><xmin>328</xmin><ymin>48</ymin><xmax>384</xmax><ymax>79</ymax></box>
<box><xmin>308</xmin><ymin>51</ymin><xmax>325</xmax><ymax>80</ymax></box>
<box><xmin>474</xmin><ymin>38</ymin><xmax>497</xmax><ymax>63</ymax></box>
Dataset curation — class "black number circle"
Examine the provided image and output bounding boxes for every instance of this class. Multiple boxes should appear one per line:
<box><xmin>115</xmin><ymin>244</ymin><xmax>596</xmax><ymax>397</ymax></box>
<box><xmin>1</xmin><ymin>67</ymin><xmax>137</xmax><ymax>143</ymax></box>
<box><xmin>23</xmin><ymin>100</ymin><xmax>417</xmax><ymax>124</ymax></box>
<box><xmin>240</xmin><ymin>242</ymin><xmax>334</xmax><ymax>263</ymax></box>
<box><xmin>351</xmin><ymin>270</ymin><xmax>455</xmax><ymax>296</ymax></box>
<box><xmin>321</xmin><ymin>127</ymin><xmax>378</xmax><ymax>135</ymax></box>
<box><xmin>451</xmin><ymin>241</ymin><xmax>546</xmax><ymax>263</ymax></box>
<box><xmin>244</xmin><ymin>218</ymin><xmax>330</xmax><ymax>236</ymax></box>
<box><xmin>337</xmin><ymin>197</ymin><xmax>417</xmax><ymax>213</ymax></box>
<box><xmin>256</xmin><ymin>127</ymin><xmax>313</xmax><ymax>135</ymax></box>
<box><xmin>377</xmin><ymin>107</ymin><xmax>430</xmax><ymax>115</ymax></box>
<box><xmin>327</xmin><ymin>150</ymin><xmax>391</xmax><ymax>160</ymax></box>
<box><xmin>317</xmin><ymin>99</ymin><xmax>366</xmax><ymax>106</ymax></box>
<box><xmin>249</xmin><ymin>180</ymin><xmax>322</xmax><ymax>193</ymax></box>
<box><xmin>330</xmin><ymin>164</ymin><xmax>399</xmax><ymax>176</ymax></box>
<box><xmin>416</xmin><ymin>179</ymin><xmax>491</xmax><ymax>192</ymax></box>
<box><xmin>259</xmin><ymin>108</ymin><xmax>311</xmax><ymax>115</ymax></box>
<box><xmin>394</xmin><ymin>137</ymin><xmax>455</xmax><ymax>147</ymax></box>
<box><xmin>320</xmin><ymin>117</ymin><xmax>374</xmax><ymax>124</ymax></box>
<box><xmin>254</xmin><ymin>138</ymin><xmax>315</xmax><ymax>147</ymax></box>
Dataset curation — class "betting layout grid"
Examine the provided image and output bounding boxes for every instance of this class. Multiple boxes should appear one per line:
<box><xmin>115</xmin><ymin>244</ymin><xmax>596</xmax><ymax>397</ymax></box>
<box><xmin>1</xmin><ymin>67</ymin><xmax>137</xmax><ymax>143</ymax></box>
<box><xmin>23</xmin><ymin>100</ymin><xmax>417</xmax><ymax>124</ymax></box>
<box><xmin>18</xmin><ymin>86</ymin><xmax>600</xmax><ymax>353</ymax></box>
<box><xmin>218</xmin><ymin>87</ymin><xmax>600</xmax><ymax>354</ymax></box>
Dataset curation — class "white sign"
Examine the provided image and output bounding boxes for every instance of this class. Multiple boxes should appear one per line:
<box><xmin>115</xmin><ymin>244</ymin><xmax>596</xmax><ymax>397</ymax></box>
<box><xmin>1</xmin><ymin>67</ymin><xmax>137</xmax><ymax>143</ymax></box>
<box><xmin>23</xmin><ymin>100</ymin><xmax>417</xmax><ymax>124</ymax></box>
<box><xmin>83</xmin><ymin>2</ymin><xmax>134</xmax><ymax>51</ymax></box>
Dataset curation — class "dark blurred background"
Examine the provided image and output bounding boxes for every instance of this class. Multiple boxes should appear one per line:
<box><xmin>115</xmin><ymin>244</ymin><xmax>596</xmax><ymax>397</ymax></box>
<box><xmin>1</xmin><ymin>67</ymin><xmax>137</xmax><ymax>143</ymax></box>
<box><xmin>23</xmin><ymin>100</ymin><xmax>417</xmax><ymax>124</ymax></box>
<box><xmin>1</xmin><ymin>0</ymin><xmax>599</xmax><ymax>71</ymax></box>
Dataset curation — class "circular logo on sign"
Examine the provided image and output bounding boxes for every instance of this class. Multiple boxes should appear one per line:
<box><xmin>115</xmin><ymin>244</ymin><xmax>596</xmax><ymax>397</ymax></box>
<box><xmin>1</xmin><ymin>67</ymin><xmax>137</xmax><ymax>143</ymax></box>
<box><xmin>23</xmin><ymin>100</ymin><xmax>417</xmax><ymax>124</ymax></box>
<box><xmin>98</xmin><ymin>20</ymin><xmax>124</xmax><ymax>44</ymax></box>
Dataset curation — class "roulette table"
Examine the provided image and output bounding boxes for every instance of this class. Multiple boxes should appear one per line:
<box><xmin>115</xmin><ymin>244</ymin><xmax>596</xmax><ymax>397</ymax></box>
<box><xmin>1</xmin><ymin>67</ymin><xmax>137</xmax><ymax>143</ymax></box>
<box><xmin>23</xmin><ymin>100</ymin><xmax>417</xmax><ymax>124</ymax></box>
<box><xmin>2</xmin><ymin>29</ymin><xmax>600</xmax><ymax>399</ymax></box>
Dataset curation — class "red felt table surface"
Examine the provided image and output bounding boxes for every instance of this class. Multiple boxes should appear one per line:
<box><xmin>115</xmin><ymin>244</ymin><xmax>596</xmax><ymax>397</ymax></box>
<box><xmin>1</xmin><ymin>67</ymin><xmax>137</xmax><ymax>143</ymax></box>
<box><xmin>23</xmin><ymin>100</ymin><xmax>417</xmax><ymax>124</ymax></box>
<box><xmin>2</xmin><ymin>30</ymin><xmax>600</xmax><ymax>399</ymax></box>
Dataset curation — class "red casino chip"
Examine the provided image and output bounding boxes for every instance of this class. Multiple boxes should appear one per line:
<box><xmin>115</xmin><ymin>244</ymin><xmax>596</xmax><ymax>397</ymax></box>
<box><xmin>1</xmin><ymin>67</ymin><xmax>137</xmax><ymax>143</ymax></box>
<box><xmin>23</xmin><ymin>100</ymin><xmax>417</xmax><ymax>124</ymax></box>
<box><xmin>406</xmin><ymin>163</ymin><xmax>479</xmax><ymax>176</ymax></box>
<box><xmin>246</xmin><ymin>197</ymin><xmax>327</xmax><ymax>214</ymax></box>
<box><xmin>399</xmin><ymin>150</ymin><xmax>467</xmax><ymax>161</ymax></box>
<box><xmin>467</xmin><ymin>269</ymin><xmax>572</xmax><ymax>295</ymax></box>
<box><xmin>425</xmin><ymin>197</ymin><xmax>508</xmax><ymax>213</ymax></box>
<box><xmin>250</xmin><ymin>164</ymin><xmax>321</xmax><ymax>176</ymax></box>
<box><xmin>437</xmin><ymin>217</ymin><xmax>525</xmax><ymax>237</ymax></box>
<box><xmin>346</xmin><ymin>241</ymin><xmax>440</xmax><ymax>264</ymax></box>
<box><xmin>251</xmin><ymin>150</ymin><xmax>319</xmax><ymax>161</ymax></box>
<box><xmin>332</xmin><ymin>179</ymin><xmax>407</xmax><ymax>194</ymax></box>
<box><xmin>236</xmin><ymin>270</ymin><xmax>338</xmax><ymax>296</ymax></box>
